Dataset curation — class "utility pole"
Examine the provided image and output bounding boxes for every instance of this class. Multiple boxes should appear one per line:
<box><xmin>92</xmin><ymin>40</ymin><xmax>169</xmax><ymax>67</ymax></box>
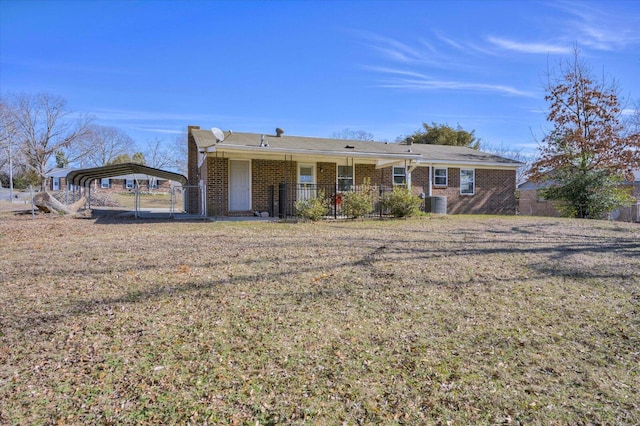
<box><xmin>8</xmin><ymin>139</ymin><xmax>14</xmax><ymax>202</ymax></box>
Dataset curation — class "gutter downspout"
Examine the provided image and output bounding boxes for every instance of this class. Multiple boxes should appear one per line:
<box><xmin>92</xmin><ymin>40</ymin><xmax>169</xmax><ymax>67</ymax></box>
<box><xmin>428</xmin><ymin>164</ymin><xmax>433</xmax><ymax>196</ymax></box>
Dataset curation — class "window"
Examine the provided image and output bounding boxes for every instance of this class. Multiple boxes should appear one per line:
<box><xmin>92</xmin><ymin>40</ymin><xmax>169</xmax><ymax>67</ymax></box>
<box><xmin>149</xmin><ymin>178</ymin><xmax>158</xmax><ymax>190</ymax></box>
<box><xmin>434</xmin><ymin>168</ymin><xmax>447</xmax><ymax>186</ymax></box>
<box><xmin>101</xmin><ymin>178</ymin><xmax>110</xmax><ymax>189</ymax></box>
<box><xmin>125</xmin><ymin>179</ymin><xmax>134</xmax><ymax>189</ymax></box>
<box><xmin>52</xmin><ymin>177</ymin><xmax>60</xmax><ymax>191</ymax></box>
<box><xmin>337</xmin><ymin>165</ymin><xmax>354</xmax><ymax>191</ymax></box>
<box><xmin>299</xmin><ymin>166</ymin><xmax>314</xmax><ymax>183</ymax></box>
<box><xmin>460</xmin><ymin>169</ymin><xmax>475</xmax><ymax>195</ymax></box>
<box><xmin>393</xmin><ymin>166</ymin><xmax>406</xmax><ymax>186</ymax></box>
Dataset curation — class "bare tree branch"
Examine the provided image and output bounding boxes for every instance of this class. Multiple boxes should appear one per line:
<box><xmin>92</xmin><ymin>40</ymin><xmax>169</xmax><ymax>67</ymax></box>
<box><xmin>5</xmin><ymin>93</ymin><xmax>93</xmax><ymax>189</ymax></box>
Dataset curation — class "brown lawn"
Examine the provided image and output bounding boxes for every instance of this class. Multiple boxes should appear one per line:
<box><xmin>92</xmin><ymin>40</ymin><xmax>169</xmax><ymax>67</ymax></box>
<box><xmin>0</xmin><ymin>209</ymin><xmax>639</xmax><ymax>425</ymax></box>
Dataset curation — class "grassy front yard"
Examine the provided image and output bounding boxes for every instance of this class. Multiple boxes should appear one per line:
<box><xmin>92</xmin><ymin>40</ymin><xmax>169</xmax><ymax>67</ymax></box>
<box><xmin>0</xmin><ymin>212</ymin><xmax>638</xmax><ymax>424</ymax></box>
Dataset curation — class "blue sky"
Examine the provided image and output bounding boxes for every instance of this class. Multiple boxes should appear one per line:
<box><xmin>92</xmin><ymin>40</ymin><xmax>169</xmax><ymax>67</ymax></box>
<box><xmin>1</xmin><ymin>0</ymin><xmax>639</xmax><ymax>155</ymax></box>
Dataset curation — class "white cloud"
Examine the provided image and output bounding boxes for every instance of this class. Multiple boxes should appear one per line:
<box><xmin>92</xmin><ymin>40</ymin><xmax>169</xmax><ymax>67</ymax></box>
<box><xmin>553</xmin><ymin>1</ymin><xmax>640</xmax><ymax>51</ymax></box>
<box><xmin>356</xmin><ymin>30</ymin><xmax>536</xmax><ymax>98</ymax></box>
<box><xmin>363</xmin><ymin>66</ymin><xmax>432</xmax><ymax>80</ymax></box>
<box><xmin>487</xmin><ymin>37</ymin><xmax>571</xmax><ymax>54</ymax></box>
<box><xmin>128</xmin><ymin>126</ymin><xmax>182</xmax><ymax>135</ymax></box>
<box><xmin>376</xmin><ymin>76</ymin><xmax>535</xmax><ymax>98</ymax></box>
<box><xmin>351</xmin><ymin>30</ymin><xmax>429</xmax><ymax>64</ymax></box>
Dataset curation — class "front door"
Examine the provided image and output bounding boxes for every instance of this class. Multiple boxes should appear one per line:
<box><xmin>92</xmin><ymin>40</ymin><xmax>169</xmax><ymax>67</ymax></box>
<box><xmin>297</xmin><ymin>164</ymin><xmax>316</xmax><ymax>201</ymax></box>
<box><xmin>229</xmin><ymin>160</ymin><xmax>251</xmax><ymax>211</ymax></box>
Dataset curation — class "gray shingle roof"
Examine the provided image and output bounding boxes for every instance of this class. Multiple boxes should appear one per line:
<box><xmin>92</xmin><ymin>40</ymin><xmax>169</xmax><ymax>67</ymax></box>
<box><xmin>191</xmin><ymin>128</ymin><xmax>523</xmax><ymax>167</ymax></box>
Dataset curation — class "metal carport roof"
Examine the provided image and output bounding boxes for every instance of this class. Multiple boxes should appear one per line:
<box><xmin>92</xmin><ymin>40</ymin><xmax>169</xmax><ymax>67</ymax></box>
<box><xmin>66</xmin><ymin>163</ymin><xmax>187</xmax><ymax>187</ymax></box>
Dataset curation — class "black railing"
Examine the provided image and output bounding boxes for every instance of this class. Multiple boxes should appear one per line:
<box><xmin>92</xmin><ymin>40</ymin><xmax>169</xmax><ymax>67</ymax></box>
<box><xmin>274</xmin><ymin>183</ymin><xmax>398</xmax><ymax>219</ymax></box>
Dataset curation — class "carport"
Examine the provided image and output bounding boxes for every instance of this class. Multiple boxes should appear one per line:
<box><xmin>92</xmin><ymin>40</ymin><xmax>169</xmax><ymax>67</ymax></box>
<box><xmin>66</xmin><ymin>163</ymin><xmax>188</xmax><ymax>218</ymax></box>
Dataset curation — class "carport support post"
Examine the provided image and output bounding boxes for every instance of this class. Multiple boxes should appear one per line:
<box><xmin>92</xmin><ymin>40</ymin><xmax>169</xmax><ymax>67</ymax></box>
<box><xmin>169</xmin><ymin>187</ymin><xmax>173</xmax><ymax>218</ymax></box>
<box><xmin>134</xmin><ymin>186</ymin><xmax>139</xmax><ymax>219</ymax></box>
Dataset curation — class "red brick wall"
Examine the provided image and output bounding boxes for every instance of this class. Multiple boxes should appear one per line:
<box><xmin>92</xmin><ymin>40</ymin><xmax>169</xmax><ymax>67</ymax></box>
<box><xmin>518</xmin><ymin>189</ymin><xmax>562</xmax><ymax>217</ymax></box>
<box><xmin>204</xmin><ymin>158</ymin><xmax>298</xmax><ymax>217</ymax></box>
<box><xmin>354</xmin><ymin>164</ymin><xmax>386</xmax><ymax>186</ymax></box>
<box><xmin>252</xmin><ymin>159</ymin><xmax>296</xmax><ymax>214</ymax></box>
<box><xmin>186</xmin><ymin>126</ymin><xmax>201</xmax><ymax>214</ymax></box>
<box><xmin>205</xmin><ymin>157</ymin><xmax>228</xmax><ymax>216</ymax></box>
<box><xmin>411</xmin><ymin>167</ymin><xmax>429</xmax><ymax>195</ymax></box>
<box><xmin>411</xmin><ymin>166</ymin><xmax>517</xmax><ymax>214</ymax></box>
<box><xmin>317</xmin><ymin>162</ymin><xmax>336</xmax><ymax>186</ymax></box>
<box><xmin>195</xmin><ymin>154</ymin><xmax>518</xmax><ymax>216</ymax></box>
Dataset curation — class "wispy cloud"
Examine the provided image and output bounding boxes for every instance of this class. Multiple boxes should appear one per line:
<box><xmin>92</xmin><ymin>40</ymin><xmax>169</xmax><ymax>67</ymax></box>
<box><xmin>487</xmin><ymin>37</ymin><xmax>571</xmax><ymax>54</ymax></box>
<box><xmin>348</xmin><ymin>29</ymin><xmax>449</xmax><ymax>68</ymax></box>
<box><xmin>86</xmin><ymin>108</ymin><xmax>236</xmax><ymax>124</ymax></box>
<box><xmin>357</xmin><ymin>32</ymin><xmax>535</xmax><ymax>98</ymax></box>
<box><xmin>552</xmin><ymin>1</ymin><xmax>640</xmax><ymax>51</ymax></box>
<box><xmin>128</xmin><ymin>126</ymin><xmax>183</xmax><ymax>135</ymax></box>
<box><xmin>363</xmin><ymin>66</ymin><xmax>432</xmax><ymax>80</ymax></box>
<box><xmin>352</xmin><ymin>30</ymin><xmax>427</xmax><ymax>63</ymax></box>
<box><xmin>376</xmin><ymin>76</ymin><xmax>535</xmax><ymax>98</ymax></box>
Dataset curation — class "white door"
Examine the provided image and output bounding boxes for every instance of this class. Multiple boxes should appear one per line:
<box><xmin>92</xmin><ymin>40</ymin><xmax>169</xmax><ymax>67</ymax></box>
<box><xmin>297</xmin><ymin>164</ymin><xmax>316</xmax><ymax>201</ymax></box>
<box><xmin>229</xmin><ymin>160</ymin><xmax>251</xmax><ymax>211</ymax></box>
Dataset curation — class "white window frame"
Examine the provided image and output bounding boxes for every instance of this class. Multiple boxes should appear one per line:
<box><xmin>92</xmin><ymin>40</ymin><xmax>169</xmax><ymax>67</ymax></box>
<box><xmin>337</xmin><ymin>164</ymin><xmax>354</xmax><ymax>191</ymax></box>
<box><xmin>52</xmin><ymin>177</ymin><xmax>60</xmax><ymax>191</ymax></box>
<box><xmin>125</xmin><ymin>178</ymin><xmax>134</xmax><ymax>189</ymax></box>
<box><xmin>460</xmin><ymin>169</ymin><xmax>475</xmax><ymax>195</ymax></box>
<box><xmin>393</xmin><ymin>166</ymin><xmax>406</xmax><ymax>186</ymax></box>
<box><xmin>434</xmin><ymin>168</ymin><xmax>448</xmax><ymax>186</ymax></box>
<box><xmin>101</xmin><ymin>178</ymin><xmax>110</xmax><ymax>189</ymax></box>
<box><xmin>297</xmin><ymin>163</ymin><xmax>316</xmax><ymax>201</ymax></box>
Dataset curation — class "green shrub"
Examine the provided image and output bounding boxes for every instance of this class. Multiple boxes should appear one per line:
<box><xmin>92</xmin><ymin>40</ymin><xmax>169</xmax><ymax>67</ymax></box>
<box><xmin>382</xmin><ymin>187</ymin><xmax>422</xmax><ymax>218</ymax></box>
<box><xmin>341</xmin><ymin>187</ymin><xmax>375</xmax><ymax>219</ymax></box>
<box><xmin>295</xmin><ymin>192</ymin><xmax>329</xmax><ymax>221</ymax></box>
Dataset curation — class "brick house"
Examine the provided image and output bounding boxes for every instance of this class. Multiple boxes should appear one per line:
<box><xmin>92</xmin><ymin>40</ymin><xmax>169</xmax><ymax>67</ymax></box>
<box><xmin>518</xmin><ymin>171</ymin><xmax>640</xmax><ymax>221</ymax></box>
<box><xmin>187</xmin><ymin>126</ymin><xmax>524</xmax><ymax>217</ymax></box>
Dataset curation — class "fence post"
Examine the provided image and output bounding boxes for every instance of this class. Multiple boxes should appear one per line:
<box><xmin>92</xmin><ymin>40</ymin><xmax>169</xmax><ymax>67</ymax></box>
<box><xmin>334</xmin><ymin>184</ymin><xmax>338</xmax><ymax>219</ymax></box>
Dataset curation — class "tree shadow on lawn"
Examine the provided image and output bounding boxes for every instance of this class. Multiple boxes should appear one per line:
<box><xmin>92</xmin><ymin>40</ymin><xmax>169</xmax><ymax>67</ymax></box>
<box><xmin>8</xmin><ymin>233</ymin><xmax>640</xmax><ymax>336</ymax></box>
<box><xmin>5</xmin><ymin>216</ymin><xmax>640</xmax><ymax>336</ymax></box>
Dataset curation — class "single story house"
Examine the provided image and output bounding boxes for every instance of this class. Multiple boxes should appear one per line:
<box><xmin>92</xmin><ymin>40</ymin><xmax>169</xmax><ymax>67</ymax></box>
<box><xmin>518</xmin><ymin>171</ymin><xmax>640</xmax><ymax>222</ymax></box>
<box><xmin>46</xmin><ymin>167</ymin><xmax>173</xmax><ymax>194</ymax></box>
<box><xmin>187</xmin><ymin>126</ymin><xmax>524</xmax><ymax>218</ymax></box>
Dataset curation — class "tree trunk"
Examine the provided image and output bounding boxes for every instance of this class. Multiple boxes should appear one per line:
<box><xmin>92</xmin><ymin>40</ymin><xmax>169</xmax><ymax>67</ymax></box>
<box><xmin>33</xmin><ymin>191</ymin><xmax>86</xmax><ymax>215</ymax></box>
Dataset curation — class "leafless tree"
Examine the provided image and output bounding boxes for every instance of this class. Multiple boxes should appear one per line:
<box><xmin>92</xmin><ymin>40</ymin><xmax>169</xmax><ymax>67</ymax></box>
<box><xmin>170</xmin><ymin>130</ymin><xmax>188</xmax><ymax>176</ymax></box>
<box><xmin>0</xmin><ymin>99</ymin><xmax>27</xmax><ymax>193</ymax></box>
<box><xmin>331</xmin><ymin>128</ymin><xmax>375</xmax><ymax>141</ymax></box>
<box><xmin>73</xmin><ymin>124</ymin><xmax>135</xmax><ymax>167</ymax></box>
<box><xmin>0</xmin><ymin>100</ymin><xmax>15</xmax><ymax>171</ymax></box>
<box><xmin>6</xmin><ymin>93</ymin><xmax>93</xmax><ymax>189</ymax></box>
<box><xmin>144</xmin><ymin>137</ymin><xmax>174</xmax><ymax>170</ymax></box>
<box><xmin>483</xmin><ymin>142</ymin><xmax>533</xmax><ymax>185</ymax></box>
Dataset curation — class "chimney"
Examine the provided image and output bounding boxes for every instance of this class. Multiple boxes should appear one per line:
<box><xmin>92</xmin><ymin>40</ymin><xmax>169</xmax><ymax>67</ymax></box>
<box><xmin>276</xmin><ymin>128</ymin><xmax>284</xmax><ymax>137</ymax></box>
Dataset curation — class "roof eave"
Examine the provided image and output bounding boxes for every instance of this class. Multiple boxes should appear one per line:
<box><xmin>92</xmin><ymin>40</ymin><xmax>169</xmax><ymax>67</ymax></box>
<box><xmin>418</xmin><ymin>159</ymin><xmax>525</xmax><ymax>169</ymax></box>
<box><xmin>207</xmin><ymin>144</ymin><xmax>421</xmax><ymax>160</ymax></box>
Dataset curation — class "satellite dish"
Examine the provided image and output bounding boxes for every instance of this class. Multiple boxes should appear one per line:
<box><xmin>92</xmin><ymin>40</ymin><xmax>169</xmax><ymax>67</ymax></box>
<box><xmin>211</xmin><ymin>127</ymin><xmax>225</xmax><ymax>142</ymax></box>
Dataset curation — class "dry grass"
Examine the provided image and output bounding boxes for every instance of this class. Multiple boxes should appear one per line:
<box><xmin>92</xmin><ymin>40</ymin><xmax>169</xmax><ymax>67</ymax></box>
<box><xmin>1</xmin><ymin>210</ymin><xmax>639</xmax><ymax>425</ymax></box>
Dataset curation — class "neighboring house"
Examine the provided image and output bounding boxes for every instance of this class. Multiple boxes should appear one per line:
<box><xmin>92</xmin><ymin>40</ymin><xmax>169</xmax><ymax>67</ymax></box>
<box><xmin>45</xmin><ymin>168</ymin><xmax>172</xmax><ymax>194</ymax></box>
<box><xmin>518</xmin><ymin>171</ymin><xmax>640</xmax><ymax>222</ymax></box>
<box><xmin>187</xmin><ymin>126</ymin><xmax>524</xmax><ymax>217</ymax></box>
